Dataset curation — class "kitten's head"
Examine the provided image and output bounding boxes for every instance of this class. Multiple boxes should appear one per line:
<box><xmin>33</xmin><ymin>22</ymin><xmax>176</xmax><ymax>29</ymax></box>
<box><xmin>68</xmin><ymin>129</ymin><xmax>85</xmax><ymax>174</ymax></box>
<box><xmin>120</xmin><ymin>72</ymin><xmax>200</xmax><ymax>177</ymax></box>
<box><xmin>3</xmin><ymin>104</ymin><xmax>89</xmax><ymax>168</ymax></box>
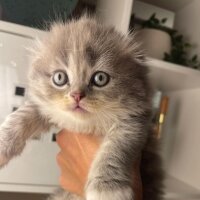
<box><xmin>29</xmin><ymin>16</ymin><xmax>151</xmax><ymax>127</ymax></box>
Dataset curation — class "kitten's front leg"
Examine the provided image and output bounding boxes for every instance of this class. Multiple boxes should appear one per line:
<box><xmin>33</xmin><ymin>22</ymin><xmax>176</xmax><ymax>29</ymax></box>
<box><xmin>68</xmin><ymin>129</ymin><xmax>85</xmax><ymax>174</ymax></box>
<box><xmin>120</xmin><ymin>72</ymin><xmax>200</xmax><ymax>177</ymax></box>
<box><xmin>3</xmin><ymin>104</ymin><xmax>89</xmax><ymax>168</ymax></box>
<box><xmin>0</xmin><ymin>101</ymin><xmax>50</xmax><ymax>167</ymax></box>
<box><xmin>86</xmin><ymin>121</ymin><xmax>148</xmax><ymax>200</ymax></box>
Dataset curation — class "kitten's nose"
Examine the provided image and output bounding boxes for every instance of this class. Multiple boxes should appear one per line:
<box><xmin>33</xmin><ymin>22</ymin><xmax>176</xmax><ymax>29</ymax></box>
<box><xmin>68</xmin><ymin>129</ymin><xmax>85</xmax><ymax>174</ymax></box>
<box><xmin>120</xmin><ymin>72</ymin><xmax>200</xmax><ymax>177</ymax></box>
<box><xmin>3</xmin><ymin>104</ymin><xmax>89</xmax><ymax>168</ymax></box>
<box><xmin>70</xmin><ymin>92</ymin><xmax>85</xmax><ymax>102</ymax></box>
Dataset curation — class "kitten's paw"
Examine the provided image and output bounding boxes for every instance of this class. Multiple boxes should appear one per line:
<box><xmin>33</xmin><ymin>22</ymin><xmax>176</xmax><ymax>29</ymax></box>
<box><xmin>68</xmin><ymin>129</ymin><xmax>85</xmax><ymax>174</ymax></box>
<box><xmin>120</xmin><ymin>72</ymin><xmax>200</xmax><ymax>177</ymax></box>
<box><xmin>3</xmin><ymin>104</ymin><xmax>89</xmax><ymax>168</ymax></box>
<box><xmin>86</xmin><ymin>186</ymin><xmax>134</xmax><ymax>200</ymax></box>
<box><xmin>48</xmin><ymin>188</ymin><xmax>83</xmax><ymax>200</ymax></box>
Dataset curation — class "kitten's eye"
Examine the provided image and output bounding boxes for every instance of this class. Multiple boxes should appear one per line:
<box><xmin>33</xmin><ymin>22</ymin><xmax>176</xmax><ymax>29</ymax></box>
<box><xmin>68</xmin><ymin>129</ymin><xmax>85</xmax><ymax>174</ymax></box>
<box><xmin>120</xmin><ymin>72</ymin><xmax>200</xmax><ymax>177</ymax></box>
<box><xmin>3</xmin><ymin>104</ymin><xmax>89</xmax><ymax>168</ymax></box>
<box><xmin>91</xmin><ymin>71</ymin><xmax>110</xmax><ymax>87</ymax></box>
<box><xmin>52</xmin><ymin>71</ymin><xmax>68</xmax><ymax>87</ymax></box>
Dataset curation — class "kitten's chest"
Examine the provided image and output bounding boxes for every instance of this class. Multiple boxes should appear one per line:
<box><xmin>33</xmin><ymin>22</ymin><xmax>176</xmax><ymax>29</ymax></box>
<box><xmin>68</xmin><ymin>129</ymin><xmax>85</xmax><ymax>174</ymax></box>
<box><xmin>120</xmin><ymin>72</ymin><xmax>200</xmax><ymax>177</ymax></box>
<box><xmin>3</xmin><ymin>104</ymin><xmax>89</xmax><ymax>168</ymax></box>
<box><xmin>44</xmin><ymin>108</ymin><xmax>108</xmax><ymax>136</ymax></box>
<box><xmin>37</xmin><ymin>99</ymin><xmax>119</xmax><ymax>136</ymax></box>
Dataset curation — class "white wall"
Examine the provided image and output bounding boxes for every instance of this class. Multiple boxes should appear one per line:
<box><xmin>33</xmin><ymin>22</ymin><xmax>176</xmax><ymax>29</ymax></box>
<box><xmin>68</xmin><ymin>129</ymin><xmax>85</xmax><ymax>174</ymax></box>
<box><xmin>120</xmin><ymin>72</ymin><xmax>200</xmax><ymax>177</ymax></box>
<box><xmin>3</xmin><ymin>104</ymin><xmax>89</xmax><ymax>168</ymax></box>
<box><xmin>163</xmin><ymin>88</ymin><xmax>200</xmax><ymax>190</ymax></box>
<box><xmin>175</xmin><ymin>0</ymin><xmax>200</xmax><ymax>57</ymax></box>
<box><xmin>133</xmin><ymin>1</ymin><xmax>175</xmax><ymax>28</ymax></box>
<box><xmin>96</xmin><ymin>0</ymin><xmax>133</xmax><ymax>33</ymax></box>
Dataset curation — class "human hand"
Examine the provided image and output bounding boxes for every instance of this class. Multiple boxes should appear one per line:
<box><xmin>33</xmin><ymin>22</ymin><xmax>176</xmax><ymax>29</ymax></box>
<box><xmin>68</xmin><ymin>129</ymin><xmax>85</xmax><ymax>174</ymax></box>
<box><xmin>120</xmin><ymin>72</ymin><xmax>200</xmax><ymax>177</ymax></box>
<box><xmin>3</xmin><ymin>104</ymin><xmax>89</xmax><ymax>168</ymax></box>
<box><xmin>56</xmin><ymin>129</ymin><xmax>142</xmax><ymax>200</ymax></box>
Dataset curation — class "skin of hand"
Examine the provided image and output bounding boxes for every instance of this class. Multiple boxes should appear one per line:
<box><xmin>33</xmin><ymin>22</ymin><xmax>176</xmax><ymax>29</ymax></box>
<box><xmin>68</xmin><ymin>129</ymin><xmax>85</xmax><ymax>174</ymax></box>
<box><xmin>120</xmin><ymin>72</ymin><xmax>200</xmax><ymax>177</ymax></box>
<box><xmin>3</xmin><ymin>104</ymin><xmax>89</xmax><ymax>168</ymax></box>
<box><xmin>56</xmin><ymin>129</ymin><xmax>143</xmax><ymax>200</ymax></box>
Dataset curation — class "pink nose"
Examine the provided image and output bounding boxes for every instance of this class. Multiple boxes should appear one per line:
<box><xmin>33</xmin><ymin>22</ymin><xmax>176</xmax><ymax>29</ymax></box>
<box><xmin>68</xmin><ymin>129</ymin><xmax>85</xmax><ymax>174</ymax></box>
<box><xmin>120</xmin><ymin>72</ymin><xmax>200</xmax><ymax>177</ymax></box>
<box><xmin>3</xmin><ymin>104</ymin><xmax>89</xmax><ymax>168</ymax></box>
<box><xmin>70</xmin><ymin>92</ymin><xmax>85</xmax><ymax>102</ymax></box>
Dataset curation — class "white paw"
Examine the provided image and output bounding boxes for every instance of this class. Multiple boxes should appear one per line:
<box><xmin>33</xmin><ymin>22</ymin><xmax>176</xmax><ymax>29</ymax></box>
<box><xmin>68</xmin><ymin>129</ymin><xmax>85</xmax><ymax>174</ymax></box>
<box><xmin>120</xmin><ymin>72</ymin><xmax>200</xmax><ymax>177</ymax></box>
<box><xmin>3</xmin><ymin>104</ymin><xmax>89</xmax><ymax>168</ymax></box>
<box><xmin>86</xmin><ymin>187</ymin><xmax>134</xmax><ymax>200</ymax></box>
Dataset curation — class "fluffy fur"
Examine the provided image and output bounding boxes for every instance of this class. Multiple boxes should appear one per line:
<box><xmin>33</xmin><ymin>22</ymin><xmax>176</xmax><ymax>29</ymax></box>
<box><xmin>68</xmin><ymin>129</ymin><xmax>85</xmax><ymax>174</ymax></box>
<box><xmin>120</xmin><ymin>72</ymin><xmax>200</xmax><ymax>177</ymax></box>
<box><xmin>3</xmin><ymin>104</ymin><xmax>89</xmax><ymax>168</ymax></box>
<box><xmin>0</xmin><ymin>16</ymin><xmax>163</xmax><ymax>200</ymax></box>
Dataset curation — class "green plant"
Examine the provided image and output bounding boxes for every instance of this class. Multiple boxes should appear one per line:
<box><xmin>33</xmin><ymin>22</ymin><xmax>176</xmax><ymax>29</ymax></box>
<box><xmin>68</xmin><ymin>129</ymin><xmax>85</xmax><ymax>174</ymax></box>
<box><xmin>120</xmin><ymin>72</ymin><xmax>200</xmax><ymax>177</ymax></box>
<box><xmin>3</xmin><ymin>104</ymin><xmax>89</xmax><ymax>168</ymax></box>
<box><xmin>142</xmin><ymin>13</ymin><xmax>200</xmax><ymax>69</ymax></box>
<box><xmin>164</xmin><ymin>30</ymin><xmax>200</xmax><ymax>69</ymax></box>
<box><xmin>142</xmin><ymin>13</ymin><xmax>168</xmax><ymax>31</ymax></box>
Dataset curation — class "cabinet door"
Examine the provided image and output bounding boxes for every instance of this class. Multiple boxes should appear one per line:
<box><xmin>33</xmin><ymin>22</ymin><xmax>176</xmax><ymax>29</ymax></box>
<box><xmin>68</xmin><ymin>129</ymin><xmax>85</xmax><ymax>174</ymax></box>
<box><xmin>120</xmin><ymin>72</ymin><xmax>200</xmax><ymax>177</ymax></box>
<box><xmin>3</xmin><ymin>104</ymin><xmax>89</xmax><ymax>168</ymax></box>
<box><xmin>0</xmin><ymin>31</ymin><xmax>32</xmax><ymax>122</ymax></box>
<box><xmin>0</xmin><ymin>31</ymin><xmax>59</xmax><ymax>193</ymax></box>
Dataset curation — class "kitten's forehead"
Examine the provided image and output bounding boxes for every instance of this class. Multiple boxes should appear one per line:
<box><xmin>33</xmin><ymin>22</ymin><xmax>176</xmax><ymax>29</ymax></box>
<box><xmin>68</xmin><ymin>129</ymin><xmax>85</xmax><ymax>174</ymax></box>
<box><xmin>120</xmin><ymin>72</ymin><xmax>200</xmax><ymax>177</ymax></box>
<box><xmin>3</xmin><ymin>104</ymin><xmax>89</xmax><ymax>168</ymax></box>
<box><xmin>51</xmin><ymin>19</ymin><xmax>96</xmax><ymax>50</ymax></box>
<box><xmin>47</xmin><ymin>18</ymin><xmax>124</xmax><ymax>63</ymax></box>
<box><xmin>32</xmin><ymin>17</ymin><xmax>144</xmax><ymax>78</ymax></box>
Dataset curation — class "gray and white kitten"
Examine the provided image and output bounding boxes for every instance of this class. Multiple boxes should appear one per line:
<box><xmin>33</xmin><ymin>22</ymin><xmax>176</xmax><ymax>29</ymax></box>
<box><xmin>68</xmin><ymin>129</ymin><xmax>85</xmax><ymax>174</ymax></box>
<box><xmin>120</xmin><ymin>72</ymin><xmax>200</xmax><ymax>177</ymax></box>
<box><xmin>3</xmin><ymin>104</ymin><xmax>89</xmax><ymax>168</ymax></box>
<box><xmin>0</xmin><ymin>16</ymin><xmax>163</xmax><ymax>200</ymax></box>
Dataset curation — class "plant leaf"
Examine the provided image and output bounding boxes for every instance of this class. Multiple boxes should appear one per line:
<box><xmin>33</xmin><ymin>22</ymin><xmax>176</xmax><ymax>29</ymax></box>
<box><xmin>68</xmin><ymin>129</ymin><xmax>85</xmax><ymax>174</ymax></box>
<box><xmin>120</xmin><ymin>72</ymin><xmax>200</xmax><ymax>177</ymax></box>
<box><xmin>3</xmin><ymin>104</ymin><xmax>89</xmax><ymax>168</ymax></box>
<box><xmin>184</xmin><ymin>43</ymin><xmax>191</xmax><ymax>48</ymax></box>
<box><xmin>161</xmin><ymin>18</ymin><xmax>167</xmax><ymax>23</ymax></box>
<box><xmin>150</xmin><ymin>13</ymin><xmax>156</xmax><ymax>20</ymax></box>
<box><xmin>192</xmin><ymin>55</ymin><xmax>198</xmax><ymax>61</ymax></box>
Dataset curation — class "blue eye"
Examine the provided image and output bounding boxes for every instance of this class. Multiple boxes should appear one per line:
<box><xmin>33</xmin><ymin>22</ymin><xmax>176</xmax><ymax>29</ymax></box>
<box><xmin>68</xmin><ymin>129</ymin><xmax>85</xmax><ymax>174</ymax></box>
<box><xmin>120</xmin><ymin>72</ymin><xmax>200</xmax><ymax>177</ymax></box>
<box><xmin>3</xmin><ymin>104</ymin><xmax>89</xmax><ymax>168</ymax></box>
<box><xmin>52</xmin><ymin>71</ymin><xmax>68</xmax><ymax>87</ymax></box>
<box><xmin>91</xmin><ymin>71</ymin><xmax>110</xmax><ymax>87</ymax></box>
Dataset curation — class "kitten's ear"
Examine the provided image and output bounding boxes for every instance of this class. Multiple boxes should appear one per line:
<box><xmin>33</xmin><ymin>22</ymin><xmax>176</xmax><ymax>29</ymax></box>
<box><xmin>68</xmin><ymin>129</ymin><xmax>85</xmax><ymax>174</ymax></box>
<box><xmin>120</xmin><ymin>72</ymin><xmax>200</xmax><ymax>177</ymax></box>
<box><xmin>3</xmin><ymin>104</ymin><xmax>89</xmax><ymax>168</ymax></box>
<box><xmin>0</xmin><ymin>101</ymin><xmax>51</xmax><ymax>167</ymax></box>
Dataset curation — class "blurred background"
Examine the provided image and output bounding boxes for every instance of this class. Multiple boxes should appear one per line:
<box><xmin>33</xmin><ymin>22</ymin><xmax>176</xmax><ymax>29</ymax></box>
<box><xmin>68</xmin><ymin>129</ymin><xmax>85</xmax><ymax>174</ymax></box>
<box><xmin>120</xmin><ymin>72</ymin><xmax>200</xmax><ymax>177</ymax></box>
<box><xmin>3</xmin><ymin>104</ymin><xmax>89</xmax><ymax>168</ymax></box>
<box><xmin>0</xmin><ymin>0</ymin><xmax>200</xmax><ymax>199</ymax></box>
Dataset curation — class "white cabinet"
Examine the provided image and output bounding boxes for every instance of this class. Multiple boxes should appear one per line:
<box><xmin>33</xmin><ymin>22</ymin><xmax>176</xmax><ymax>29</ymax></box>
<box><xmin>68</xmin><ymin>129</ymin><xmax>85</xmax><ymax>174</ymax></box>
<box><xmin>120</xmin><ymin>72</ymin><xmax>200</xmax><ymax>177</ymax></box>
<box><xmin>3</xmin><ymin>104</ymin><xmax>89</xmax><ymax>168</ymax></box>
<box><xmin>0</xmin><ymin>21</ymin><xmax>59</xmax><ymax>194</ymax></box>
<box><xmin>0</xmin><ymin>141</ymin><xmax>60</xmax><ymax>193</ymax></box>
<box><xmin>0</xmin><ymin>31</ymin><xmax>31</xmax><ymax>123</ymax></box>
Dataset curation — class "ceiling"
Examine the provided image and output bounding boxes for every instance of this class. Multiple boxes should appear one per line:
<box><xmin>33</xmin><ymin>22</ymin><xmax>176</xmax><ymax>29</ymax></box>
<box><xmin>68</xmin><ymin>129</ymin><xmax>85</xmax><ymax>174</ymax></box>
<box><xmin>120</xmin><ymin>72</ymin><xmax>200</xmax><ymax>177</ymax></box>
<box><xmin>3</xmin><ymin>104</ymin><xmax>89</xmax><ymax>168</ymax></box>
<box><xmin>137</xmin><ymin>0</ymin><xmax>192</xmax><ymax>11</ymax></box>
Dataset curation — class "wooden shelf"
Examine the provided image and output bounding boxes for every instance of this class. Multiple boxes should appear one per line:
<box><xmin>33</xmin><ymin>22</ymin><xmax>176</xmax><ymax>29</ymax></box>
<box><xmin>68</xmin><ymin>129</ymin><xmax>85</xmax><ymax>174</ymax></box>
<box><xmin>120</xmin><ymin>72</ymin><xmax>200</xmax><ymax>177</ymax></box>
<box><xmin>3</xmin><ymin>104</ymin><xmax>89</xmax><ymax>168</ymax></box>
<box><xmin>147</xmin><ymin>58</ymin><xmax>200</xmax><ymax>92</ymax></box>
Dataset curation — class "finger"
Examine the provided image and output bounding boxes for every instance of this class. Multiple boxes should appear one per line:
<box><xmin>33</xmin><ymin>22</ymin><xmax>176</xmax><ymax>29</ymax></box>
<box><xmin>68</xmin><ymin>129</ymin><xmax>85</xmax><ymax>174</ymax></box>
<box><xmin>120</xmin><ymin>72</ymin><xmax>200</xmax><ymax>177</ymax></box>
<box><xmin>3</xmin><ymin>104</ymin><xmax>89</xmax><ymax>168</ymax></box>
<box><xmin>57</xmin><ymin>132</ymin><xmax>95</xmax><ymax>169</ymax></box>
<box><xmin>56</xmin><ymin>130</ymin><xmax>71</xmax><ymax>148</ymax></box>
<box><xmin>56</xmin><ymin>130</ymin><xmax>84</xmax><ymax>157</ymax></box>
<box><xmin>57</xmin><ymin>153</ymin><xmax>85</xmax><ymax>196</ymax></box>
<box><xmin>56</xmin><ymin>152</ymin><xmax>73</xmax><ymax>173</ymax></box>
<box><xmin>57</xmin><ymin>151</ymin><xmax>85</xmax><ymax>179</ymax></box>
<box><xmin>56</xmin><ymin>129</ymin><xmax>101</xmax><ymax>151</ymax></box>
<box><xmin>59</xmin><ymin>175</ymin><xmax>84</xmax><ymax>197</ymax></box>
<box><xmin>57</xmin><ymin>152</ymin><xmax>82</xmax><ymax>192</ymax></box>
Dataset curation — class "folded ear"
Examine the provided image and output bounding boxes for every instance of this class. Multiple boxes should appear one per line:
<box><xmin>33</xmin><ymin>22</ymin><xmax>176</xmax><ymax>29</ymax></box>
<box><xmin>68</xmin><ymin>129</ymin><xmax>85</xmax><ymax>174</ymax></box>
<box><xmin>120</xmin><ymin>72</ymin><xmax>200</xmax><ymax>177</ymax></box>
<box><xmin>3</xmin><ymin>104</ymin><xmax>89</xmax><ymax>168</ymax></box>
<box><xmin>0</xmin><ymin>101</ymin><xmax>51</xmax><ymax>167</ymax></box>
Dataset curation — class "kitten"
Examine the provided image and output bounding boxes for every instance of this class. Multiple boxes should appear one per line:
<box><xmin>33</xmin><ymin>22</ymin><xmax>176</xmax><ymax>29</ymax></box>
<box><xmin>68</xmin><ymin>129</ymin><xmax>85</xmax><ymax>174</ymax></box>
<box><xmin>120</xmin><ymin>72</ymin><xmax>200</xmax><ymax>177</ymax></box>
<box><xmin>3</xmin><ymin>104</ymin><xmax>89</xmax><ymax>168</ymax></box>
<box><xmin>0</xmin><ymin>16</ymin><xmax>163</xmax><ymax>200</ymax></box>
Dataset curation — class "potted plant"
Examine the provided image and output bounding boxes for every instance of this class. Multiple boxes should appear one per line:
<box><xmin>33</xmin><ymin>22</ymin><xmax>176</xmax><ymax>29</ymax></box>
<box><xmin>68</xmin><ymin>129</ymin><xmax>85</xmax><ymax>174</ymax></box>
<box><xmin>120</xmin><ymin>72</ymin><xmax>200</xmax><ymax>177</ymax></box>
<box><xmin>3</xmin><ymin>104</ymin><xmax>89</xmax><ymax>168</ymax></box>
<box><xmin>164</xmin><ymin>30</ymin><xmax>200</xmax><ymax>69</ymax></box>
<box><xmin>138</xmin><ymin>13</ymin><xmax>172</xmax><ymax>60</ymax></box>
<box><xmin>137</xmin><ymin>13</ymin><xmax>200</xmax><ymax>69</ymax></box>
